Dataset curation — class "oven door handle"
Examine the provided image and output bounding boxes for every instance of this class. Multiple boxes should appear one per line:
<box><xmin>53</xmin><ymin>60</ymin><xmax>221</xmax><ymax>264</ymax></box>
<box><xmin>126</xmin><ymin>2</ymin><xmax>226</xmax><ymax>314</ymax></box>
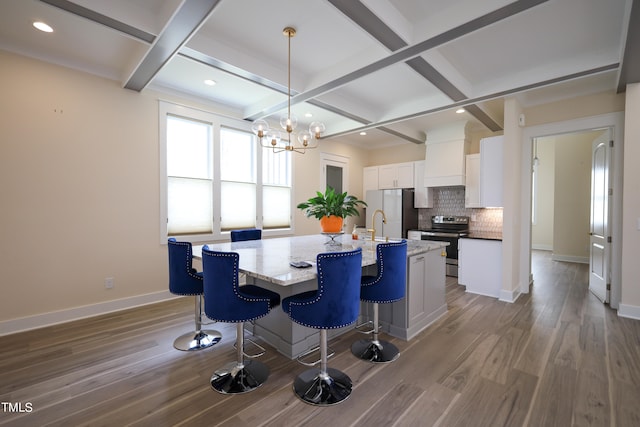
<box><xmin>422</xmin><ymin>232</ymin><xmax>458</xmax><ymax>238</ymax></box>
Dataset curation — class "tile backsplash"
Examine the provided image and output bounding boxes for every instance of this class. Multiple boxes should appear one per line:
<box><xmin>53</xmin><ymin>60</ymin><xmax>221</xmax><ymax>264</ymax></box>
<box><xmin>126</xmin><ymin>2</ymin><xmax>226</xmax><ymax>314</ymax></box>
<box><xmin>417</xmin><ymin>186</ymin><xmax>503</xmax><ymax>233</ymax></box>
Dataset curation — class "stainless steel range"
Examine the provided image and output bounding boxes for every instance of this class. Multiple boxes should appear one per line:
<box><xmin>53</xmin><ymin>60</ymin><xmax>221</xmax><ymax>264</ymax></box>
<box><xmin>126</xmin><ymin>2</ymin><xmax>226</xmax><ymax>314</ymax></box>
<box><xmin>420</xmin><ymin>216</ymin><xmax>469</xmax><ymax>277</ymax></box>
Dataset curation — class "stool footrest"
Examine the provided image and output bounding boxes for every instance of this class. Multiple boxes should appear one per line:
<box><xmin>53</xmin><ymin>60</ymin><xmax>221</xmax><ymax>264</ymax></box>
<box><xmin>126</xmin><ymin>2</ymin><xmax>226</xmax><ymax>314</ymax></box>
<box><xmin>296</xmin><ymin>345</ymin><xmax>335</xmax><ymax>367</ymax></box>
<box><xmin>354</xmin><ymin>320</ymin><xmax>376</xmax><ymax>335</ymax></box>
<box><xmin>233</xmin><ymin>337</ymin><xmax>266</xmax><ymax>358</ymax></box>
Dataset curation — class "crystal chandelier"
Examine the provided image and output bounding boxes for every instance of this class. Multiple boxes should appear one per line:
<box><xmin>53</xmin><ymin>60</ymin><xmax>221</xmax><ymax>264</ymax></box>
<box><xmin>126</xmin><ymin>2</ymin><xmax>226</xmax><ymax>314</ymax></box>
<box><xmin>252</xmin><ymin>27</ymin><xmax>325</xmax><ymax>153</ymax></box>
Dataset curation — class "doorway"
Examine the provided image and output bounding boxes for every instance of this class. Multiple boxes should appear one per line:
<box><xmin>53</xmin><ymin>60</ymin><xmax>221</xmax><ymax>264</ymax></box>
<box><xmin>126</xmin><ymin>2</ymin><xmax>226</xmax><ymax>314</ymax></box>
<box><xmin>531</xmin><ymin>130</ymin><xmax>604</xmax><ymax>260</ymax></box>
<box><xmin>530</xmin><ymin>129</ymin><xmax>611</xmax><ymax>302</ymax></box>
<box><xmin>521</xmin><ymin>113</ymin><xmax>623</xmax><ymax>309</ymax></box>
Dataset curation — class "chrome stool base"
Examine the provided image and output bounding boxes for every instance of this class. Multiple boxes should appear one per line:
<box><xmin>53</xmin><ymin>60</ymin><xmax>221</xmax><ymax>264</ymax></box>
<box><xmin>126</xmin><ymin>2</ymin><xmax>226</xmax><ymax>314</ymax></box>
<box><xmin>210</xmin><ymin>360</ymin><xmax>269</xmax><ymax>394</ymax></box>
<box><xmin>351</xmin><ymin>339</ymin><xmax>399</xmax><ymax>363</ymax></box>
<box><xmin>293</xmin><ymin>368</ymin><xmax>352</xmax><ymax>406</ymax></box>
<box><xmin>173</xmin><ymin>329</ymin><xmax>222</xmax><ymax>351</ymax></box>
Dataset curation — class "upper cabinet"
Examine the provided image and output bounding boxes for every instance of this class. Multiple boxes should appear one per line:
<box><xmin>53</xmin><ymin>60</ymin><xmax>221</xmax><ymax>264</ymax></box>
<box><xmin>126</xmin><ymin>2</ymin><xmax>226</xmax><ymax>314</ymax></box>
<box><xmin>424</xmin><ymin>121</ymin><xmax>471</xmax><ymax>187</ymax></box>
<box><xmin>363</xmin><ymin>161</ymin><xmax>432</xmax><ymax>207</ymax></box>
<box><xmin>363</xmin><ymin>166</ymin><xmax>379</xmax><ymax>194</ymax></box>
<box><xmin>465</xmin><ymin>135</ymin><xmax>504</xmax><ymax>208</ymax></box>
<box><xmin>465</xmin><ymin>154</ymin><xmax>481</xmax><ymax>207</ymax></box>
<box><xmin>364</xmin><ymin>162</ymin><xmax>415</xmax><ymax>194</ymax></box>
<box><xmin>413</xmin><ymin>160</ymin><xmax>433</xmax><ymax>208</ymax></box>
<box><xmin>378</xmin><ymin>162</ymin><xmax>414</xmax><ymax>189</ymax></box>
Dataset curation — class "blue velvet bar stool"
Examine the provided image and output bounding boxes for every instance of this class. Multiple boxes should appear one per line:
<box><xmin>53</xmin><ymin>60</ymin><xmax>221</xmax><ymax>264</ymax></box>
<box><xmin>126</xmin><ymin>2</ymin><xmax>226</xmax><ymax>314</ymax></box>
<box><xmin>230</xmin><ymin>228</ymin><xmax>262</xmax><ymax>242</ymax></box>
<box><xmin>167</xmin><ymin>238</ymin><xmax>222</xmax><ymax>351</ymax></box>
<box><xmin>201</xmin><ymin>246</ymin><xmax>280</xmax><ymax>394</ymax></box>
<box><xmin>282</xmin><ymin>248</ymin><xmax>363</xmax><ymax>406</ymax></box>
<box><xmin>351</xmin><ymin>240</ymin><xmax>407</xmax><ymax>363</ymax></box>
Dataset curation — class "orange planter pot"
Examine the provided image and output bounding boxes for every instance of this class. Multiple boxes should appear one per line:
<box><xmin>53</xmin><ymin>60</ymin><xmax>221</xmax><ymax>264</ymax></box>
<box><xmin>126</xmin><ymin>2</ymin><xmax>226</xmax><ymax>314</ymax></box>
<box><xmin>320</xmin><ymin>215</ymin><xmax>344</xmax><ymax>233</ymax></box>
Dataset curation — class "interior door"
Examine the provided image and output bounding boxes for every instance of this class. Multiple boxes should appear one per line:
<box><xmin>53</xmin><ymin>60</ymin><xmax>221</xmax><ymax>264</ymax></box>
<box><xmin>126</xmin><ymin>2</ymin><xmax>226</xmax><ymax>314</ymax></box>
<box><xmin>321</xmin><ymin>153</ymin><xmax>349</xmax><ymax>194</ymax></box>
<box><xmin>589</xmin><ymin>129</ymin><xmax>611</xmax><ymax>303</ymax></box>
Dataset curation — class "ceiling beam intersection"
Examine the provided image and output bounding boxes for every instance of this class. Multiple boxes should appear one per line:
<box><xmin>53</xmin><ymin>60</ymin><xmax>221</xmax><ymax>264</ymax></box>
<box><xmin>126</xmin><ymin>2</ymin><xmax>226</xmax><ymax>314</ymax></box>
<box><xmin>124</xmin><ymin>0</ymin><xmax>222</xmax><ymax>92</ymax></box>
<box><xmin>249</xmin><ymin>0</ymin><xmax>549</xmax><ymax>122</ymax></box>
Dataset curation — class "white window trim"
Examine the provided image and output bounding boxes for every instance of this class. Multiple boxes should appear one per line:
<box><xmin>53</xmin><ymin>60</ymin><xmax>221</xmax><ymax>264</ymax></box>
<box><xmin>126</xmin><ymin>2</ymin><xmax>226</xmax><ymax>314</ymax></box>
<box><xmin>159</xmin><ymin>101</ymin><xmax>295</xmax><ymax>244</ymax></box>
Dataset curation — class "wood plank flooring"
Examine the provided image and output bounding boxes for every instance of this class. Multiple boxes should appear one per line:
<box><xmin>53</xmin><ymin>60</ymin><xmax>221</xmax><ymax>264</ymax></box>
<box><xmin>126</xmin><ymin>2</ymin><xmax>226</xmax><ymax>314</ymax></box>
<box><xmin>1</xmin><ymin>250</ymin><xmax>639</xmax><ymax>426</ymax></box>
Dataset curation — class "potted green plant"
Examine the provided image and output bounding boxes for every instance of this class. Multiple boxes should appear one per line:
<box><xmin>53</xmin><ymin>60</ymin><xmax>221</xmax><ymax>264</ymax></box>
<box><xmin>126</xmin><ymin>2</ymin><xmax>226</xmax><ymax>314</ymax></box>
<box><xmin>297</xmin><ymin>187</ymin><xmax>367</xmax><ymax>233</ymax></box>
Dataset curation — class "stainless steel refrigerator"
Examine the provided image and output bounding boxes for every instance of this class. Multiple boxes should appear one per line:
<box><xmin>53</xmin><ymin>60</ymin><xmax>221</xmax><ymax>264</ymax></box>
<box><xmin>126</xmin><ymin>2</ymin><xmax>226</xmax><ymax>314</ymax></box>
<box><xmin>365</xmin><ymin>189</ymin><xmax>418</xmax><ymax>239</ymax></box>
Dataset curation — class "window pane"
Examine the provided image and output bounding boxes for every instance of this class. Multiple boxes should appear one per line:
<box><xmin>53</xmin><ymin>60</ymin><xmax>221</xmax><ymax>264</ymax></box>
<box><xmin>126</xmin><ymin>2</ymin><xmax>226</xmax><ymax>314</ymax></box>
<box><xmin>220</xmin><ymin>181</ymin><xmax>256</xmax><ymax>230</ymax></box>
<box><xmin>263</xmin><ymin>147</ymin><xmax>291</xmax><ymax>186</ymax></box>
<box><xmin>221</xmin><ymin>127</ymin><xmax>255</xmax><ymax>183</ymax></box>
<box><xmin>167</xmin><ymin>177</ymin><xmax>213</xmax><ymax>235</ymax></box>
<box><xmin>263</xmin><ymin>185</ymin><xmax>291</xmax><ymax>229</ymax></box>
<box><xmin>326</xmin><ymin>165</ymin><xmax>343</xmax><ymax>193</ymax></box>
<box><xmin>167</xmin><ymin>115</ymin><xmax>211</xmax><ymax>179</ymax></box>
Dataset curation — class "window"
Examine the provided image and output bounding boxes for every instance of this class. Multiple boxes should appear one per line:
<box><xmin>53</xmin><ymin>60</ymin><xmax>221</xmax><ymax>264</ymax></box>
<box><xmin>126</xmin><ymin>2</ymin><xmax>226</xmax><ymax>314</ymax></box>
<box><xmin>262</xmin><ymin>147</ymin><xmax>292</xmax><ymax>229</ymax></box>
<box><xmin>220</xmin><ymin>127</ymin><xmax>257</xmax><ymax>231</ymax></box>
<box><xmin>166</xmin><ymin>115</ymin><xmax>213</xmax><ymax>235</ymax></box>
<box><xmin>159</xmin><ymin>101</ymin><xmax>293</xmax><ymax>242</ymax></box>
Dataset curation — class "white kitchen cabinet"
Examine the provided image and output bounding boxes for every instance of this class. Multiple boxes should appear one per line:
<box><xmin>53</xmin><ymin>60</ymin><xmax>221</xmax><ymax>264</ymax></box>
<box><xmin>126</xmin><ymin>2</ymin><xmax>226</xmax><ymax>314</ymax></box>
<box><xmin>424</xmin><ymin>121</ymin><xmax>471</xmax><ymax>187</ymax></box>
<box><xmin>464</xmin><ymin>136</ymin><xmax>504</xmax><ymax>208</ymax></box>
<box><xmin>465</xmin><ymin>154</ymin><xmax>481</xmax><ymax>207</ymax></box>
<box><xmin>378</xmin><ymin>162</ymin><xmax>414</xmax><ymax>189</ymax></box>
<box><xmin>424</xmin><ymin>139</ymin><xmax>469</xmax><ymax>187</ymax></box>
<box><xmin>480</xmin><ymin>136</ymin><xmax>503</xmax><ymax>207</ymax></box>
<box><xmin>458</xmin><ymin>237</ymin><xmax>502</xmax><ymax>298</ymax></box>
<box><xmin>363</xmin><ymin>166</ymin><xmax>379</xmax><ymax>195</ymax></box>
<box><xmin>413</xmin><ymin>160</ymin><xmax>433</xmax><ymax>208</ymax></box>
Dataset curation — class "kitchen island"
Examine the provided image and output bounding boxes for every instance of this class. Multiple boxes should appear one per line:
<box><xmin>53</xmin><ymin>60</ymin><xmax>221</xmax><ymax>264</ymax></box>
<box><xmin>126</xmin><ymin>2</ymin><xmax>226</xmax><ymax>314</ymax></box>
<box><xmin>193</xmin><ymin>234</ymin><xmax>448</xmax><ymax>358</ymax></box>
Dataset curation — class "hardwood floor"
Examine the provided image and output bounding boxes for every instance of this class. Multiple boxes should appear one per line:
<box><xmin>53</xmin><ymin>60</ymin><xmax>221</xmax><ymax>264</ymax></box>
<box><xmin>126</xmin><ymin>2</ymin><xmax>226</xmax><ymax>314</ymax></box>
<box><xmin>1</xmin><ymin>250</ymin><xmax>639</xmax><ymax>426</ymax></box>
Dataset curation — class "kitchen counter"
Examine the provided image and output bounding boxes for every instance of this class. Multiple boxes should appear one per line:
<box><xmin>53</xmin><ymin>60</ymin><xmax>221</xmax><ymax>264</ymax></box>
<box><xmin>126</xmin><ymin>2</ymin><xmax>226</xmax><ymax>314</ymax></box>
<box><xmin>193</xmin><ymin>234</ymin><xmax>447</xmax><ymax>286</ymax></box>
<box><xmin>464</xmin><ymin>231</ymin><xmax>503</xmax><ymax>241</ymax></box>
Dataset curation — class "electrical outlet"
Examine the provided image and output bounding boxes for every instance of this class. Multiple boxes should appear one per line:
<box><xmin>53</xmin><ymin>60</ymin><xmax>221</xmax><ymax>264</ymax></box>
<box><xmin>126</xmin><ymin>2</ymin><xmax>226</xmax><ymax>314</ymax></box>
<box><xmin>104</xmin><ymin>277</ymin><xmax>114</xmax><ymax>289</ymax></box>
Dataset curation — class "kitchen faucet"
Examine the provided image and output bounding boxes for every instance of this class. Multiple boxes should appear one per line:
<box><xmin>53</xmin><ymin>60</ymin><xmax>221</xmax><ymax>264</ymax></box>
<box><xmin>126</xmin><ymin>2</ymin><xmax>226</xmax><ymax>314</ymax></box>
<box><xmin>368</xmin><ymin>209</ymin><xmax>387</xmax><ymax>241</ymax></box>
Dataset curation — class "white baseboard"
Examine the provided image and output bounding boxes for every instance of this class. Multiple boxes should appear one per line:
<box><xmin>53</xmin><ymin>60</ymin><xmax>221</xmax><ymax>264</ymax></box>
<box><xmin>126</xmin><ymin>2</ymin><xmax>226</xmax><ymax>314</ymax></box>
<box><xmin>531</xmin><ymin>244</ymin><xmax>553</xmax><ymax>251</ymax></box>
<box><xmin>499</xmin><ymin>288</ymin><xmax>521</xmax><ymax>303</ymax></box>
<box><xmin>551</xmin><ymin>254</ymin><xmax>589</xmax><ymax>264</ymax></box>
<box><xmin>618</xmin><ymin>303</ymin><xmax>640</xmax><ymax>320</ymax></box>
<box><xmin>0</xmin><ymin>291</ymin><xmax>177</xmax><ymax>337</ymax></box>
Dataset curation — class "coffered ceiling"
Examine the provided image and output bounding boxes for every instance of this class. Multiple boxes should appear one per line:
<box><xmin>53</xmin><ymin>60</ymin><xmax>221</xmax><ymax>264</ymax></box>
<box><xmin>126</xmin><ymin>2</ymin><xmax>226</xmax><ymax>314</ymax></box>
<box><xmin>1</xmin><ymin>0</ymin><xmax>638</xmax><ymax>148</ymax></box>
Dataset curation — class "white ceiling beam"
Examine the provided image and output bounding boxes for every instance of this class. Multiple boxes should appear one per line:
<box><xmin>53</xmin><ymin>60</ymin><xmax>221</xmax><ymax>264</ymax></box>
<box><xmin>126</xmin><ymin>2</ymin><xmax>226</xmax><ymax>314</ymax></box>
<box><xmin>124</xmin><ymin>0</ymin><xmax>222</xmax><ymax>92</ymax></box>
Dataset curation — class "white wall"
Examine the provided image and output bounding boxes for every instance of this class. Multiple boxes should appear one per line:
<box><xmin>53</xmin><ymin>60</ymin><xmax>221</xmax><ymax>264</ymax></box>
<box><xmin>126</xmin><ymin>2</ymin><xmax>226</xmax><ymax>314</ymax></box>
<box><xmin>620</xmin><ymin>83</ymin><xmax>640</xmax><ymax>318</ymax></box>
<box><xmin>552</xmin><ymin>132</ymin><xmax>596</xmax><ymax>262</ymax></box>
<box><xmin>531</xmin><ymin>137</ymin><xmax>555</xmax><ymax>250</ymax></box>
<box><xmin>501</xmin><ymin>97</ymin><xmax>524</xmax><ymax>302</ymax></box>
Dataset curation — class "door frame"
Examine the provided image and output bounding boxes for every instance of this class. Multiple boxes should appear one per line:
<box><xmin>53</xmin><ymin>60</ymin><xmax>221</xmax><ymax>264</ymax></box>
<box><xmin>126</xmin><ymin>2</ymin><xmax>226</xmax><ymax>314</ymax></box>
<box><xmin>519</xmin><ymin>112</ymin><xmax>624</xmax><ymax>309</ymax></box>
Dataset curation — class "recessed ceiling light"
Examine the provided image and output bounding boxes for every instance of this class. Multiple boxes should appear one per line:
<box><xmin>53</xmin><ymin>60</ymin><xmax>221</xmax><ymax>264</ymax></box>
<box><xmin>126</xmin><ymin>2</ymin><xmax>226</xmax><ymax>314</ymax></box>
<box><xmin>360</xmin><ymin>132</ymin><xmax>367</xmax><ymax>136</ymax></box>
<box><xmin>456</xmin><ymin>108</ymin><xmax>465</xmax><ymax>114</ymax></box>
<box><xmin>33</xmin><ymin>21</ymin><xmax>53</xmax><ymax>33</ymax></box>
<box><xmin>305</xmin><ymin>113</ymin><xmax>313</xmax><ymax>118</ymax></box>
<box><xmin>204</xmin><ymin>79</ymin><xmax>216</xmax><ymax>86</ymax></box>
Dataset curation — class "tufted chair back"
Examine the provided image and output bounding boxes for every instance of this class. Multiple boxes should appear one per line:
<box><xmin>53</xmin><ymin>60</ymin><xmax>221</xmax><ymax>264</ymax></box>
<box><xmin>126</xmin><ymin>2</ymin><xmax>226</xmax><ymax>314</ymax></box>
<box><xmin>283</xmin><ymin>248</ymin><xmax>362</xmax><ymax>329</ymax></box>
<box><xmin>360</xmin><ymin>240</ymin><xmax>407</xmax><ymax>303</ymax></box>
<box><xmin>167</xmin><ymin>238</ymin><xmax>203</xmax><ymax>296</ymax></box>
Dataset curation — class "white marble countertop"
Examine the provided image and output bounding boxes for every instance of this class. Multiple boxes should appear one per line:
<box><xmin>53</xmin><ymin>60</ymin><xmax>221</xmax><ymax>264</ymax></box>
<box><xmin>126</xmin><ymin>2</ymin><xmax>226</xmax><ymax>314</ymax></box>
<box><xmin>193</xmin><ymin>234</ymin><xmax>448</xmax><ymax>286</ymax></box>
